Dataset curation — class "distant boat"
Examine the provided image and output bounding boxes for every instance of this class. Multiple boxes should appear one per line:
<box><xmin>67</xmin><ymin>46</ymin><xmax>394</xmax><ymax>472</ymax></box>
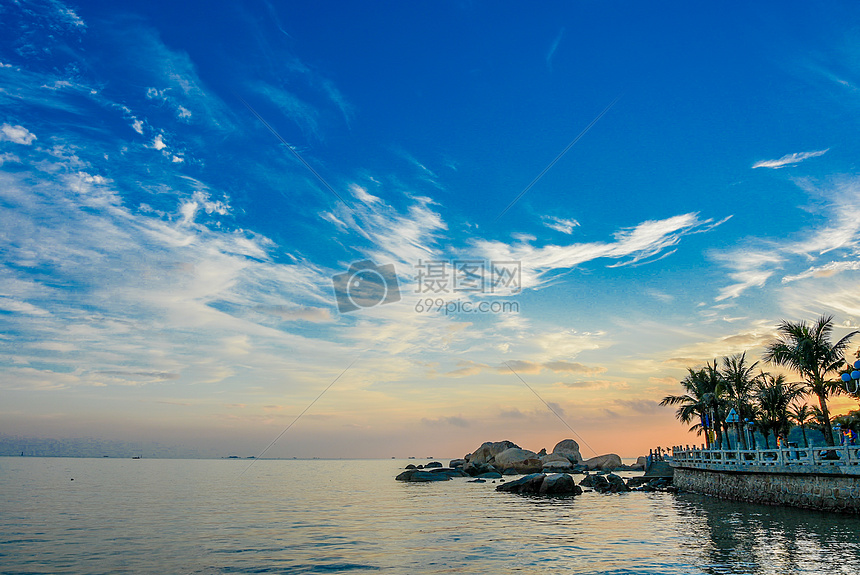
<box><xmin>132</xmin><ymin>456</ymin><xmax>141</xmax><ymax>460</ymax></box>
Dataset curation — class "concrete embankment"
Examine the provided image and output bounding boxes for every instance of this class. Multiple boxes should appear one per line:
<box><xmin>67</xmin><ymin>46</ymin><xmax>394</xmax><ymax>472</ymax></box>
<box><xmin>674</xmin><ymin>466</ymin><xmax>860</xmax><ymax>514</ymax></box>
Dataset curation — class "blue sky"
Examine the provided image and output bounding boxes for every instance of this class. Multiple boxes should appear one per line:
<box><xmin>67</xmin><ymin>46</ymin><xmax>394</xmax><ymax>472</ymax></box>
<box><xmin>2</xmin><ymin>0</ymin><xmax>860</xmax><ymax>458</ymax></box>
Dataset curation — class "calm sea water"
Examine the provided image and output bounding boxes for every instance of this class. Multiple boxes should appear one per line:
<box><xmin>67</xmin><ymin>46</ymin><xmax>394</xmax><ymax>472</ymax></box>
<box><xmin>1</xmin><ymin>457</ymin><xmax>859</xmax><ymax>574</ymax></box>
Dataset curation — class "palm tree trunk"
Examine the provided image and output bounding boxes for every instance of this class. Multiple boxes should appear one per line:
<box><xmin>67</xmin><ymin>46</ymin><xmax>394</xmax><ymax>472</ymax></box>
<box><xmin>762</xmin><ymin>432</ymin><xmax>770</xmax><ymax>449</ymax></box>
<box><xmin>817</xmin><ymin>392</ymin><xmax>835</xmax><ymax>446</ymax></box>
<box><xmin>801</xmin><ymin>425</ymin><xmax>808</xmax><ymax>448</ymax></box>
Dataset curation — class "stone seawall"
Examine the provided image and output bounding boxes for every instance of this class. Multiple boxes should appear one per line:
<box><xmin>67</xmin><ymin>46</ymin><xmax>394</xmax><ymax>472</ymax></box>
<box><xmin>675</xmin><ymin>467</ymin><xmax>860</xmax><ymax>513</ymax></box>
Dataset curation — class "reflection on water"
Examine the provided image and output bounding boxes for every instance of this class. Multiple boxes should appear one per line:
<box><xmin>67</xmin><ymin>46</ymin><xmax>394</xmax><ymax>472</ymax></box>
<box><xmin>0</xmin><ymin>458</ymin><xmax>858</xmax><ymax>574</ymax></box>
<box><xmin>673</xmin><ymin>493</ymin><xmax>860</xmax><ymax>575</ymax></box>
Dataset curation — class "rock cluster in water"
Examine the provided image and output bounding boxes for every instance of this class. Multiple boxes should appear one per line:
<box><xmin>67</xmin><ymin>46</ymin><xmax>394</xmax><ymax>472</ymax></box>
<box><xmin>454</xmin><ymin>439</ymin><xmax>639</xmax><ymax>475</ymax></box>
<box><xmin>395</xmin><ymin>439</ymin><xmax>666</xmax><ymax>496</ymax></box>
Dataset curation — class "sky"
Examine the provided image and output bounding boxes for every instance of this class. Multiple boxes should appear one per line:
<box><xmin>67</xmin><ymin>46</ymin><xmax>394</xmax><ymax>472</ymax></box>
<box><xmin>2</xmin><ymin>0</ymin><xmax>860</xmax><ymax>459</ymax></box>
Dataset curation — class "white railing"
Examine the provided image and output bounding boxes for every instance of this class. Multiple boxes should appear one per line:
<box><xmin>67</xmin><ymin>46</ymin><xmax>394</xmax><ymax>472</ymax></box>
<box><xmin>671</xmin><ymin>444</ymin><xmax>860</xmax><ymax>471</ymax></box>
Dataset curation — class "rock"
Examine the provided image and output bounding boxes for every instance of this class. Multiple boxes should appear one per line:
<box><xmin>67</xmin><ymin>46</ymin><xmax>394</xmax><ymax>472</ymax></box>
<box><xmin>542</xmin><ymin>462</ymin><xmax>573</xmax><ymax>473</ymax></box>
<box><xmin>494</xmin><ymin>448</ymin><xmax>543</xmax><ymax>473</ymax></box>
<box><xmin>427</xmin><ymin>467</ymin><xmax>468</xmax><ymax>478</ymax></box>
<box><xmin>496</xmin><ymin>473</ymin><xmax>582</xmax><ymax>495</ymax></box>
<box><xmin>467</xmin><ymin>479</ymin><xmax>486</xmax><ymax>483</ymax></box>
<box><xmin>636</xmin><ymin>456</ymin><xmax>647</xmax><ymax>466</ymax></box>
<box><xmin>463</xmin><ymin>461</ymin><xmax>497</xmax><ymax>476</ymax></box>
<box><xmin>581</xmin><ymin>453</ymin><xmax>623</xmax><ymax>471</ymax></box>
<box><xmin>579</xmin><ymin>473</ymin><xmax>609</xmax><ymax>491</ymax></box>
<box><xmin>467</xmin><ymin>440</ymin><xmax>521</xmax><ymax>465</ymax></box>
<box><xmin>537</xmin><ymin>448</ymin><xmax>547</xmax><ymax>456</ymax></box>
<box><xmin>495</xmin><ymin>473</ymin><xmax>546</xmax><ymax>494</ymax></box>
<box><xmin>475</xmin><ymin>471</ymin><xmax>502</xmax><ymax>479</ymax></box>
<box><xmin>606</xmin><ymin>473</ymin><xmax>628</xmax><ymax>493</ymax></box>
<box><xmin>425</xmin><ymin>461</ymin><xmax>442</xmax><ymax>468</ymax></box>
<box><xmin>405</xmin><ymin>464</ymin><xmax>416</xmax><ymax>469</ymax></box>
<box><xmin>552</xmin><ymin>439</ymin><xmax>583</xmax><ymax>463</ymax></box>
<box><xmin>540</xmin><ymin>473</ymin><xmax>582</xmax><ymax>495</ymax></box>
<box><xmin>449</xmin><ymin>459</ymin><xmax>466</xmax><ymax>468</ymax></box>
<box><xmin>395</xmin><ymin>470</ymin><xmax>451</xmax><ymax>482</ymax></box>
<box><xmin>580</xmin><ymin>472</ymin><xmax>628</xmax><ymax>493</ymax></box>
<box><xmin>502</xmin><ymin>468</ymin><xmax>518</xmax><ymax>475</ymax></box>
<box><xmin>416</xmin><ymin>465</ymin><xmax>424</xmax><ymax>469</ymax></box>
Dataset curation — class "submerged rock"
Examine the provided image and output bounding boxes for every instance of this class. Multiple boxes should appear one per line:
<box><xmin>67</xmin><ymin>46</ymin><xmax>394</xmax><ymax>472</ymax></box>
<box><xmin>395</xmin><ymin>469</ymin><xmax>451</xmax><ymax>482</ymax></box>
<box><xmin>475</xmin><ymin>471</ymin><xmax>503</xmax><ymax>479</ymax></box>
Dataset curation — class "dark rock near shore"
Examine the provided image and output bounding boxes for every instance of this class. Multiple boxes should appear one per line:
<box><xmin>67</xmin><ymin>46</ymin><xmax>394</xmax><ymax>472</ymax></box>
<box><xmin>425</xmin><ymin>461</ymin><xmax>442</xmax><ymax>468</ymax></box>
<box><xmin>405</xmin><ymin>464</ymin><xmax>416</xmax><ymax>469</ymax></box>
<box><xmin>580</xmin><ymin>472</ymin><xmax>628</xmax><ymax>493</ymax></box>
<box><xmin>449</xmin><ymin>459</ymin><xmax>466</xmax><ymax>468</ymax></box>
<box><xmin>496</xmin><ymin>473</ymin><xmax>582</xmax><ymax>496</ymax></box>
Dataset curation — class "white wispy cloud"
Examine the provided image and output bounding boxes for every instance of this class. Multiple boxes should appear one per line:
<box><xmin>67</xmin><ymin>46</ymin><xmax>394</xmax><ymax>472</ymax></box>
<box><xmin>542</xmin><ymin>215</ymin><xmax>579</xmax><ymax>234</ymax></box>
<box><xmin>711</xmin><ymin>176</ymin><xmax>860</xmax><ymax>301</ymax></box>
<box><xmin>782</xmin><ymin>260</ymin><xmax>860</xmax><ymax>283</ymax></box>
<box><xmin>0</xmin><ymin>124</ymin><xmax>37</xmax><ymax>145</ymax></box>
<box><xmin>752</xmin><ymin>149</ymin><xmax>828</xmax><ymax>169</ymax></box>
<box><xmin>472</xmin><ymin>213</ymin><xmax>726</xmax><ymax>290</ymax></box>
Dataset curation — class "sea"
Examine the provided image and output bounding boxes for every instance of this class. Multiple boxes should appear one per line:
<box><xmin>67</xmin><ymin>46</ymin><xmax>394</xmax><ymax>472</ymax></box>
<box><xmin>2</xmin><ymin>457</ymin><xmax>859</xmax><ymax>574</ymax></box>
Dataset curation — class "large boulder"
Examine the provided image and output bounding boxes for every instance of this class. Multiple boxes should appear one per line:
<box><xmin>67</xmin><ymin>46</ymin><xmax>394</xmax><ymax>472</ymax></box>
<box><xmin>449</xmin><ymin>459</ymin><xmax>466</xmax><ymax>469</ymax></box>
<box><xmin>541</xmin><ymin>453</ymin><xmax>575</xmax><ymax>472</ymax></box>
<box><xmin>467</xmin><ymin>440</ymin><xmax>520</xmax><ymax>465</ymax></box>
<box><xmin>496</xmin><ymin>473</ymin><xmax>582</xmax><ymax>495</ymax></box>
<box><xmin>581</xmin><ymin>453</ymin><xmax>623</xmax><ymax>471</ymax></box>
<box><xmin>494</xmin><ymin>448</ymin><xmax>543</xmax><ymax>473</ymax></box>
<box><xmin>552</xmin><ymin>439</ymin><xmax>583</xmax><ymax>463</ymax></box>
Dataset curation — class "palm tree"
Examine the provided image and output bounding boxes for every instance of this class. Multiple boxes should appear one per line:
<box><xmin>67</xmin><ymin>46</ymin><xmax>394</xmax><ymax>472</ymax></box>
<box><xmin>763</xmin><ymin>315</ymin><xmax>858</xmax><ymax>445</ymax></box>
<box><xmin>661</xmin><ymin>368</ymin><xmax>713</xmax><ymax>447</ymax></box>
<box><xmin>789</xmin><ymin>403</ymin><xmax>814</xmax><ymax>448</ymax></box>
<box><xmin>722</xmin><ymin>352</ymin><xmax>759</xmax><ymax>449</ymax></box>
<box><xmin>662</xmin><ymin>362</ymin><xmax>727</xmax><ymax>449</ymax></box>
<box><xmin>755</xmin><ymin>373</ymin><xmax>803</xmax><ymax>448</ymax></box>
